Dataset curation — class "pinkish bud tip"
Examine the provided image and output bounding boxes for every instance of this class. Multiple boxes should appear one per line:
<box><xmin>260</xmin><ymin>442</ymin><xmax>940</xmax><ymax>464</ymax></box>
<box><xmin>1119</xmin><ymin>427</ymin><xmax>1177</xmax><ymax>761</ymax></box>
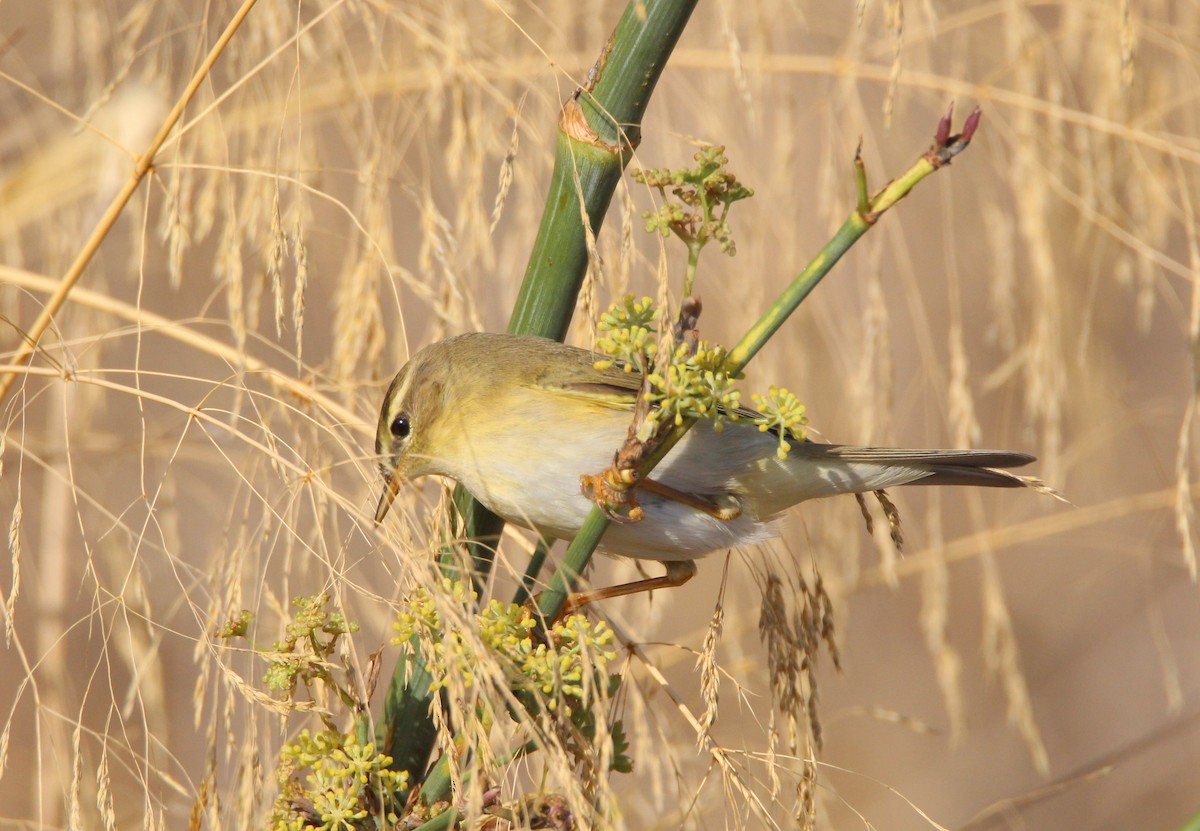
<box><xmin>935</xmin><ymin>102</ymin><xmax>954</xmax><ymax>145</ymax></box>
<box><xmin>962</xmin><ymin>107</ymin><xmax>983</xmax><ymax>141</ymax></box>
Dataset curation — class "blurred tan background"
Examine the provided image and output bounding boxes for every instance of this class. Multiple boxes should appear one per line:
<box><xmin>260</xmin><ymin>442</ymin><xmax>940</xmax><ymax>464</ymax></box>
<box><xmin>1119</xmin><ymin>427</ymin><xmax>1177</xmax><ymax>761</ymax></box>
<box><xmin>1</xmin><ymin>1</ymin><xmax>1198</xmax><ymax>828</ymax></box>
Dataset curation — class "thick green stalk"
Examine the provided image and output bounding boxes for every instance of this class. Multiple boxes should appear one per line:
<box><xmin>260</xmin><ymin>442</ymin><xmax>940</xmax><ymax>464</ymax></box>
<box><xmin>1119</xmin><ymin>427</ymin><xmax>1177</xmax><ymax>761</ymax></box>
<box><xmin>439</xmin><ymin>486</ymin><xmax>504</xmax><ymax>591</ymax></box>
<box><xmin>513</xmin><ymin>536</ymin><xmax>552</xmax><ymax>606</ymax></box>
<box><xmin>380</xmin><ymin>645</ymin><xmax>439</xmax><ymax>790</ymax></box>
<box><xmin>536</xmin><ymin>114</ymin><xmax>982</xmax><ymax>619</ymax></box>
<box><xmin>411</xmin><ymin>808</ymin><xmax>458</xmax><ymax>831</ymax></box>
<box><xmin>383</xmin><ymin>0</ymin><xmax>699</xmax><ymax>800</ymax></box>
<box><xmin>1173</xmin><ymin>810</ymin><xmax>1200</xmax><ymax>831</ymax></box>
<box><xmin>507</xmin><ymin>0</ymin><xmax>699</xmax><ymax>338</ymax></box>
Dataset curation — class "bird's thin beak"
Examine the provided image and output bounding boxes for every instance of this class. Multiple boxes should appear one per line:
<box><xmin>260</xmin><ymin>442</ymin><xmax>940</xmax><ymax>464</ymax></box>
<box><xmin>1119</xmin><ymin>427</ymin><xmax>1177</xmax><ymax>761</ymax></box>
<box><xmin>374</xmin><ymin>467</ymin><xmax>402</xmax><ymax>524</ymax></box>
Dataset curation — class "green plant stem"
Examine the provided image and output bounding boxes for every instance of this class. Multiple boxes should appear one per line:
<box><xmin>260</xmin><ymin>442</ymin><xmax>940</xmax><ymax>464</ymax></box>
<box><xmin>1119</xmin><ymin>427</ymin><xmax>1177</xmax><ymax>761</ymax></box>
<box><xmin>383</xmin><ymin>0</ymin><xmax>699</xmax><ymax>802</ymax></box>
<box><xmin>411</xmin><ymin>807</ymin><xmax>458</xmax><ymax>831</ymax></box>
<box><xmin>1173</xmin><ymin>810</ymin><xmax>1200</xmax><ymax>831</ymax></box>
<box><xmin>536</xmin><ymin>118</ymin><xmax>981</xmax><ymax>621</ymax></box>
<box><xmin>508</xmin><ymin>0</ymin><xmax>698</xmax><ymax>339</ymax></box>
<box><xmin>682</xmin><ymin>240</ymin><xmax>701</xmax><ymax>298</ymax></box>
<box><xmin>512</xmin><ymin>536</ymin><xmax>552</xmax><ymax>606</ymax></box>
<box><xmin>355</xmin><ymin>710</ymin><xmax>371</xmax><ymax>748</ymax></box>
<box><xmin>380</xmin><ymin>643</ymin><xmax>440</xmax><ymax>789</ymax></box>
<box><xmin>727</xmin><ymin>133</ymin><xmax>961</xmax><ymax>370</ymax></box>
<box><xmin>440</xmin><ymin>485</ymin><xmax>504</xmax><ymax>592</ymax></box>
<box><xmin>855</xmin><ymin>145</ymin><xmax>871</xmax><ymax>214</ymax></box>
<box><xmin>418</xmin><ymin>747</ymin><xmax>454</xmax><ymax>806</ymax></box>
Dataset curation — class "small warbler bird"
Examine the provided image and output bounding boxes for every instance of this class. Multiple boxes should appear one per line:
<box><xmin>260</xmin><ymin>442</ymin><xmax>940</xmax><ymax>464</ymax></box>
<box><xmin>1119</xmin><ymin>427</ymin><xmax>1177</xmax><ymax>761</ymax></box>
<box><xmin>374</xmin><ymin>333</ymin><xmax>1036</xmax><ymax>600</ymax></box>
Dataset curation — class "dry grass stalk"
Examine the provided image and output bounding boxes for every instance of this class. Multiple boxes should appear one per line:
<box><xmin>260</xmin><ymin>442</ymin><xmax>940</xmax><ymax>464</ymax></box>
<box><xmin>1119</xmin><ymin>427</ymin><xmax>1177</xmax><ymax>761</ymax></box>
<box><xmin>757</xmin><ymin>569</ymin><xmax>837</xmax><ymax>753</ymax></box>
<box><xmin>0</xmin><ymin>0</ymin><xmax>263</xmax><ymax>404</ymax></box>
<box><xmin>490</xmin><ymin>108</ymin><xmax>522</xmax><ymax>236</ymax></box>
<box><xmin>4</xmin><ymin>499</ymin><xmax>19</xmax><ymax>647</ymax></box>
<box><xmin>870</xmin><ymin>488</ymin><xmax>904</xmax><ymax>587</ymax></box>
<box><xmin>695</xmin><ymin>588</ymin><xmax>725</xmax><ymax>748</ymax></box>
<box><xmin>920</xmin><ymin>498</ymin><xmax>967</xmax><ymax>743</ymax></box>
<box><xmin>884</xmin><ymin>0</ymin><xmax>904</xmax><ymax>128</ymax></box>
<box><xmin>796</xmin><ymin>758</ymin><xmax>816</xmax><ymax>831</ymax></box>
<box><xmin>980</xmin><ymin>550</ymin><xmax>1049</xmax><ymax>775</ymax></box>
<box><xmin>2</xmin><ymin>1</ymin><xmax>1198</xmax><ymax>828</ymax></box>
<box><xmin>1175</xmin><ymin>152</ymin><xmax>1200</xmax><ymax>580</ymax></box>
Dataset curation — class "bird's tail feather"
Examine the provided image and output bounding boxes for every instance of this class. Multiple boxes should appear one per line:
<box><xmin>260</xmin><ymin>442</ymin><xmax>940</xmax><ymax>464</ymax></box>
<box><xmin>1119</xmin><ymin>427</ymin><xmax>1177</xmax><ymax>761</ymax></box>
<box><xmin>810</xmin><ymin>445</ymin><xmax>1067</xmax><ymax>503</ymax></box>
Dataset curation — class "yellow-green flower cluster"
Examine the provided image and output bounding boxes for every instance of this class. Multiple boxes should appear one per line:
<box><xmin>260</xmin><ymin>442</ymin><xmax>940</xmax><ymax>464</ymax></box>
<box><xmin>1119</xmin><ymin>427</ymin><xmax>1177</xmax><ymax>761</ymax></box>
<box><xmin>263</xmin><ymin>594</ymin><xmax>359</xmax><ymax>694</ymax></box>
<box><xmin>264</xmin><ymin>654</ymin><xmax>310</xmax><ymax>693</ymax></box>
<box><xmin>642</xmin><ymin>202</ymin><xmax>690</xmax><ymax>239</ymax></box>
<box><xmin>392</xmin><ymin>583</ymin><xmax>617</xmax><ymax>717</ymax></box>
<box><xmin>271</xmin><ymin>730</ymin><xmax>408</xmax><ymax>831</ymax></box>
<box><xmin>594</xmin><ymin>295</ymin><xmax>659</xmax><ymax>373</ymax></box>
<box><xmin>632</xmin><ymin>145</ymin><xmax>753</xmax><ymax>255</ymax></box>
<box><xmin>591</xmin><ymin>297</ymin><xmax>811</xmax><ymax>460</ymax></box>
<box><xmin>284</xmin><ymin>594</ymin><xmax>357</xmax><ymax>643</ymax></box>
<box><xmin>752</xmin><ymin>386</ymin><xmax>809</xmax><ymax>460</ymax></box>
<box><xmin>215</xmin><ymin>609</ymin><xmax>252</xmax><ymax>639</ymax></box>
<box><xmin>392</xmin><ymin>580</ymin><xmax>487</xmax><ymax>689</ymax></box>
<box><xmin>391</xmin><ymin>578</ymin><xmax>476</xmax><ymax>645</ymax></box>
<box><xmin>517</xmin><ymin>612</ymin><xmax>616</xmax><ymax>709</ymax></box>
<box><xmin>477</xmin><ymin>596</ymin><xmax>537</xmax><ymax>646</ymax></box>
<box><xmin>646</xmin><ymin>341</ymin><xmax>741</xmax><ymax>434</ymax></box>
<box><xmin>591</xmin><ymin>298</ymin><xmax>788</xmax><ymax>442</ymax></box>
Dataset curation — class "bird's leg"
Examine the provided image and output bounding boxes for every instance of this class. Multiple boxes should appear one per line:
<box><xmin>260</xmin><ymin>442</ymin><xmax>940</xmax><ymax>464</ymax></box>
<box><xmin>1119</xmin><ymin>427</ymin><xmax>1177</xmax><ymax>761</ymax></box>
<box><xmin>638</xmin><ymin>478</ymin><xmax>742</xmax><ymax>521</ymax></box>
<box><xmin>561</xmin><ymin>559</ymin><xmax>698</xmax><ymax>615</ymax></box>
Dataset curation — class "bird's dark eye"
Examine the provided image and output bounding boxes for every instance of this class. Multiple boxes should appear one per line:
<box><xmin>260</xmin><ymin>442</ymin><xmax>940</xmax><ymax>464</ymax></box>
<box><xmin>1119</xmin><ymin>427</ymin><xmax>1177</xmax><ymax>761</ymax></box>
<box><xmin>390</xmin><ymin>414</ymin><xmax>411</xmax><ymax>439</ymax></box>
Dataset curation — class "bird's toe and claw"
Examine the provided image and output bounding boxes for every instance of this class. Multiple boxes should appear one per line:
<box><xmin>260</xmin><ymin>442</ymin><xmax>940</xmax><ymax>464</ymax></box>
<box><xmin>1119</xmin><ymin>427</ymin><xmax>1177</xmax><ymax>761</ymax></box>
<box><xmin>560</xmin><ymin>559</ymin><xmax>699</xmax><ymax>618</ymax></box>
<box><xmin>637</xmin><ymin>478</ymin><xmax>742</xmax><ymax>521</ymax></box>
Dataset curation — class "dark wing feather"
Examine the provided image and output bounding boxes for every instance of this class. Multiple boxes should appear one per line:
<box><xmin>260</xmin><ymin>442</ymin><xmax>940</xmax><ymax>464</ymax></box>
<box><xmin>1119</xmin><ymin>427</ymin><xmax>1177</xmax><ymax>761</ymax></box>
<box><xmin>807</xmin><ymin>445</ymin><xmax>1035</xmax><ymax>468</ymax></box>
<box><xmin>792</xmin><ymin>443</ymin><xmax>1035</xmax><ymax>489</ymax></box>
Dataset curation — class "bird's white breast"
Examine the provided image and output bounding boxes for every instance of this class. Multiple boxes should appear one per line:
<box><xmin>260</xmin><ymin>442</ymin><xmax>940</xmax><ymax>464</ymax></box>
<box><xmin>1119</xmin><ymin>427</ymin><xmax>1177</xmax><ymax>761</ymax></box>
<box><xmin>434</xmin><ymin>387</ymin><xmax>781</xmax><ymax>560</ymax></box>
<box><xmin>432</xmin><ymin>384</ymin><xmax>933</xmax><ymax>561</ymax></box>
